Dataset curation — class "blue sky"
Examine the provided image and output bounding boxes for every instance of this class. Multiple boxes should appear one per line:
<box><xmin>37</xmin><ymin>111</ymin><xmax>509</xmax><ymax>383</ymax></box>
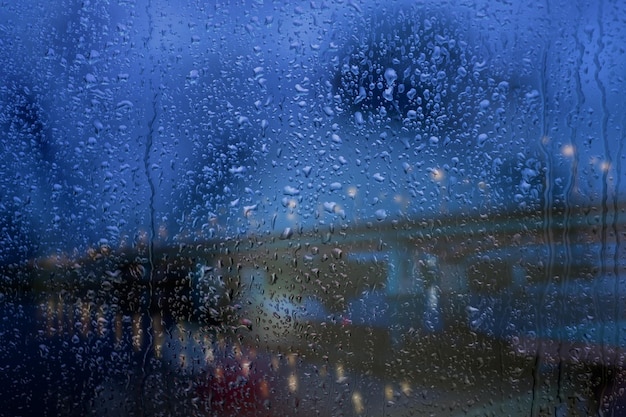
<box><xmin>0</xmin><ymin>0</ymin><xmax>624</xmax><ymax>261</ymax></box>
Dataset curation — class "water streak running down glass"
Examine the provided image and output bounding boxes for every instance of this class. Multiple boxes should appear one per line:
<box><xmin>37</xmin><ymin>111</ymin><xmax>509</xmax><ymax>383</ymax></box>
<box><xmin>0</xmin><ymin>1</ymin><xmax>625</xmax><ymax>416</ymax></box>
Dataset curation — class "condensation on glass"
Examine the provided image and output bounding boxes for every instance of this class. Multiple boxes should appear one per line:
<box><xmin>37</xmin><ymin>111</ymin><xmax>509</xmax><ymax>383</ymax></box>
<box><xmin>0</xmin><ymin>0</ymin><xmax>625</xmax><ymax>416</ymax></box>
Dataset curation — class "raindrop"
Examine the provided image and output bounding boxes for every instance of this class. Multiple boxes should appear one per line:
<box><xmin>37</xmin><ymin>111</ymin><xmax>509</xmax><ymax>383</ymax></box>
<box><xmin>283</xmin><ymin>186</ymin><xmax>300</xmax><ymax>196</ymax></box>
<box><xmin>295</xmin><ymin>84</ymin><xmax>309</xmax><ymax>93</ymax></box>
<box><xmin>384</xmin><ymin>68</ymin><xmax>397</xmax><ymax>85</ymax></box>
<box><xmin>280</xmin><ymin>227</ymin><xmax>293</xmax><ymax>240</ymax></box>
<box><xmin>330</xmin><ymin>182</ymin><xmax>342</xmax><ymax>191</ymax></box>
<box><xmin>372</xmin><ymin>173</ymin><xmax>385</xmax><ymax>182</ymax></box>
<box><xmin>243</xmin><ymin>204</ymin><xmax>258</xmax><ymax>216</ymax></box>
<box><xmin>323</xmin><ymin>202</ymin><xmax>337</xmax><ymax>213</ymax></box>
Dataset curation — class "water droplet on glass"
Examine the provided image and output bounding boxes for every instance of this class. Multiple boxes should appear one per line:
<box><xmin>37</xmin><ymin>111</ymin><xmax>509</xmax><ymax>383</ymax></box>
<box><xmin>330</xmin><ymin>182</ymin><xmax>342</xmax><ymax>191</ymax></box>
<box><xmin>323</xmin><ymin>202</ymin><xmax>337</xmax><ymax>213</ymax></box>
<box><xmin>280</xmin><ymin>227</ymin><xmax>293</xmax><ymax>240</ymax></box>
<box><xmin>384</xmin><ymin>68</ymin><xmax>397</xmax><ymax>85</ymax></box>
<box><xmin>283</xmin><ymin>185</ymin><xmax>300</xmax><ymax>196</ymax></box>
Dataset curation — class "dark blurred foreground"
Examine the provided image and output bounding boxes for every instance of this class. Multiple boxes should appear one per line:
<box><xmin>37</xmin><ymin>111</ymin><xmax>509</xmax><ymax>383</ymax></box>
<box><xmin>1</xmin><ymin>207</ymin><xmax>626</xmax><ymax>416</ymax></box>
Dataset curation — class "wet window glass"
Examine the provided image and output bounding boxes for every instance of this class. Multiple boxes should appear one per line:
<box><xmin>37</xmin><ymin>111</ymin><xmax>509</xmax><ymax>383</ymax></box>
<box><xmin>1</xmin><ymin>1</ymin><xmax>625</xmax><ymax>415</ymax></box>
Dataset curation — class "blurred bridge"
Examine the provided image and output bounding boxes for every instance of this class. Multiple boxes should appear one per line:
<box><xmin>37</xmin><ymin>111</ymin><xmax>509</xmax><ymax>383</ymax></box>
<box><xmin>3</xmin><ymin>204</ymin><xmax>625</xmax><ymax>415</ymax></box>
<box><xmin>18</xmin><ymin>203</ymin><xmax>626</xmax><ymax>358</ymax></box>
